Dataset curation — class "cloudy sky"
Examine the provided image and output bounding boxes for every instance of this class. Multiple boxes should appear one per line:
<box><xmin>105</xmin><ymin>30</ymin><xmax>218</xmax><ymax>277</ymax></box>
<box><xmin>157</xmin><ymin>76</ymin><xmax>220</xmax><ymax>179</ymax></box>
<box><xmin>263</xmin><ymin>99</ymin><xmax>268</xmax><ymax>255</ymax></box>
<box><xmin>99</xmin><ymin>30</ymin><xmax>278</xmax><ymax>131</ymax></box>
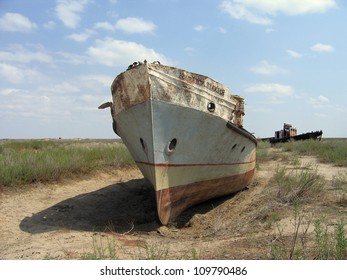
<box><xmin>0</xmin><ymin>0</ymin><xmax>346</xmax><ymax>139</ymax></box>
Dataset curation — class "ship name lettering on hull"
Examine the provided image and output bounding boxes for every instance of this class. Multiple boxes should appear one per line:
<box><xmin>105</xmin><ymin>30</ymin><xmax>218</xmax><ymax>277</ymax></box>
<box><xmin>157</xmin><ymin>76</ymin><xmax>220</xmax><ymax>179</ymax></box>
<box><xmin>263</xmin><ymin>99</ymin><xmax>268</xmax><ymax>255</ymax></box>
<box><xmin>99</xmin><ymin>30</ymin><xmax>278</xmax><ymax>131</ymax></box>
<box><xmin>179</xmin><ymin>72</ymin><xmax>225</xmax><ymax>96</ymax></box>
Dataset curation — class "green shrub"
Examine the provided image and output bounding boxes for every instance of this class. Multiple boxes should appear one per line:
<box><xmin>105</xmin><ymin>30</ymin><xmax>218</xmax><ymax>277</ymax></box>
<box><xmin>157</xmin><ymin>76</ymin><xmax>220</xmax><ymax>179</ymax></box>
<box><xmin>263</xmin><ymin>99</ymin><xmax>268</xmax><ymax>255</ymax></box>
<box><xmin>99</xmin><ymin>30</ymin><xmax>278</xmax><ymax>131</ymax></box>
<box><xmin>314</xmin><ymin>219</ymin><xmax>347</xmax><ymax>259</ymax></box>
<box><xmin>273</xmin><ymin>164</ymin><xmax>324</xmax><ymax>204</ymax></box>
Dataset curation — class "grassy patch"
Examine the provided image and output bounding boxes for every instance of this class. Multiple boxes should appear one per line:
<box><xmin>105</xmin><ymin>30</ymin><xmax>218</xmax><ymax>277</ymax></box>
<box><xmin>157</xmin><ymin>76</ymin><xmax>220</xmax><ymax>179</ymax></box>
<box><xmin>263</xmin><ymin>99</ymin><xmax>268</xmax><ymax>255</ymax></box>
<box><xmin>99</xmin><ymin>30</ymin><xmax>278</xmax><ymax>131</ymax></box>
<box><xmin>0</xmin><ymin>139</ymin><xmax>134</xmax><ymax>188</ymax></box>
<box><xmin>256</xmin><ymin>141</ymin><xmax>272</xmax><ymax>164</ymax></box>
<box><xmin>276</xmin><ymin>139</ymin><xmax>347</xmax><ymax>166</ymax></box>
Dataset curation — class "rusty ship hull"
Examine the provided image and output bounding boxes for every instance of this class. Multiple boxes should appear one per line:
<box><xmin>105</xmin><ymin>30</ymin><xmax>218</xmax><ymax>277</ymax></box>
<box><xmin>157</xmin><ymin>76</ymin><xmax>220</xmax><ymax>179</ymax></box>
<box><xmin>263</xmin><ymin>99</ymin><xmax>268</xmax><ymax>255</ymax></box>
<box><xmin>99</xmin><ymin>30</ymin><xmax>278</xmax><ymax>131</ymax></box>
<box><xmin>104</xmin><ymin>62</ymin><xmax>257</xmax><ymax>225</ymax></box>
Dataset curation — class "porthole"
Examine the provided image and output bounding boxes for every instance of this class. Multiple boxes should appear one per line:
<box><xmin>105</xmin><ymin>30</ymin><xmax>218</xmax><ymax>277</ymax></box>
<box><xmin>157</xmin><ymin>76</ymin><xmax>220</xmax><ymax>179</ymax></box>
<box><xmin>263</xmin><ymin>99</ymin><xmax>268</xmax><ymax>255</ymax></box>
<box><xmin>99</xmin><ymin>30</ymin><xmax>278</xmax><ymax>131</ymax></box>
<box><xmin>207</xmin><ymin>102</ymin><xmax>215</xmax><ymax>112</ymax></box>
<box><xmin>165</xmin><ymin>138</ymin><xmax>177</xmax><ymax>155</ymax></box>
<box><xmin>232</xmin><ymin>144</ymin><xmax>237</xmax><ymax>150</ymax></box>
<box><xmin>140</xmin><ymin>138</ymin><xmax>147</xmax><ymax>153</ymax></box>
<box><xmin>241</xmin><ymin>146</ymin><xmax>245</xmax><ymax>153</ymax></box>
<box><xmin>168</xmin><ymin>138</ymin><xmax>177</xmax><ymax>151</ymax></box>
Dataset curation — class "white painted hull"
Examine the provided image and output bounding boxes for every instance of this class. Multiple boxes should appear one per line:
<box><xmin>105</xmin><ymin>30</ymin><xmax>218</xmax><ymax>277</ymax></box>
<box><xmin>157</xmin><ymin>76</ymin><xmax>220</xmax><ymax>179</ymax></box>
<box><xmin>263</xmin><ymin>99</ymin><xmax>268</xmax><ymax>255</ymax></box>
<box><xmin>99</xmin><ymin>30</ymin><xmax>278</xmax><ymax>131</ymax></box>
<box><xmin>106</xmin><ymin>62</ymin><xmax>257</xmax><ymax>224</ymax></box>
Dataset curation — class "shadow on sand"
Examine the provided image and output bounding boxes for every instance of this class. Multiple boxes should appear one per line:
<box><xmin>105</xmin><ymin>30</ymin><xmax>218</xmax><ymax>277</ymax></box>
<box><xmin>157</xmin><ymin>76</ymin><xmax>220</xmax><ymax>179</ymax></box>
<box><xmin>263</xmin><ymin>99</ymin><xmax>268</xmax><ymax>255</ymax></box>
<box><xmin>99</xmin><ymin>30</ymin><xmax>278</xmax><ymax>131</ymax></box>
<box><xmin>20</xmin><ymin>178</ymin><xmax>234</xmax><ymax>234</ymax></box>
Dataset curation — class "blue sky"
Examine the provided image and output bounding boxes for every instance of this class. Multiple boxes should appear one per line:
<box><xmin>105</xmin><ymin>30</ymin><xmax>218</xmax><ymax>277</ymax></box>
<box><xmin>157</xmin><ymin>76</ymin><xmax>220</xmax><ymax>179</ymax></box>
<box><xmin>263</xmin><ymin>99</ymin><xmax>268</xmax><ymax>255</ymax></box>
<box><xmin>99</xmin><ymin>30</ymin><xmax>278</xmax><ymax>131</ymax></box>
<box><xmin>0</xmin><ymin>0</ymin><xmax>346</xmax><ymax>139</ymax></box>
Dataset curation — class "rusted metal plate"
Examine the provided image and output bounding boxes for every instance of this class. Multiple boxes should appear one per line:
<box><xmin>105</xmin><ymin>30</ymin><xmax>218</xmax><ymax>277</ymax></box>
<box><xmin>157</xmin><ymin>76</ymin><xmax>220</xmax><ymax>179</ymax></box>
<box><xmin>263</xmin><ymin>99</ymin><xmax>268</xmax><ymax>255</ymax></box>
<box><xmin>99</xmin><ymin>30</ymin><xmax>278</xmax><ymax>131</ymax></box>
<box><xmin>111</xmin><ymin>62</ymin><xmax>246</xmax><ymax>127</ymax></box>
<box><xmin>111</xmin><ymin>64</ymin><xmax>151</xmax><ymax>114</ymax></box>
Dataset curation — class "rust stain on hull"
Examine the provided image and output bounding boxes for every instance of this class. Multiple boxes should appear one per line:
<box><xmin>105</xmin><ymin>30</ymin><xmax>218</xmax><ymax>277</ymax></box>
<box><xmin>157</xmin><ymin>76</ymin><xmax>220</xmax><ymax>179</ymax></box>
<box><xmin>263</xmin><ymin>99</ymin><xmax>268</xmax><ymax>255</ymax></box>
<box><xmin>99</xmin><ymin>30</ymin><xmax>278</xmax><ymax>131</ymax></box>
<box><xmin>156</xmin><ymin>169</ymin><xmax>256</xmax><ymax>225</ymax></box>
<box><xmin>111</xmin><ymin>65</ymin><xmax>151</xmax><ymax>114</ymax></box>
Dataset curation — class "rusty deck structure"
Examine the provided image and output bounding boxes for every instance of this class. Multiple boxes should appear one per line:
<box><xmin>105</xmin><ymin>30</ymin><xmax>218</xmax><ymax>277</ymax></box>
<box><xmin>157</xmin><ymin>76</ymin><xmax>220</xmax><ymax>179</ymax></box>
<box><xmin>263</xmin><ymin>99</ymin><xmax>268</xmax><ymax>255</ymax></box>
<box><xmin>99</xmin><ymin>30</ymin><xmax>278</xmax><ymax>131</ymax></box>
<box><xmin>261</xmin><ymin>123</ymin><xmax>323</xmax><ymax>144</ymax></box>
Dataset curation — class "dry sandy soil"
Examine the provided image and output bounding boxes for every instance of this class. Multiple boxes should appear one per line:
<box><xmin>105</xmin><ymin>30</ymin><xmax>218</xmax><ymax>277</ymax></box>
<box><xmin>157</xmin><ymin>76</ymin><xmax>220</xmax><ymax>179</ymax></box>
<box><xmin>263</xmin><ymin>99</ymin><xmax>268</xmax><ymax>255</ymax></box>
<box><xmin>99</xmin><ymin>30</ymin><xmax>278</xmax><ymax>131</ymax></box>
<box><xmin>1</xmin><ymin>149</ymin><xmax>346</xmax><ymax>260</ymax></box>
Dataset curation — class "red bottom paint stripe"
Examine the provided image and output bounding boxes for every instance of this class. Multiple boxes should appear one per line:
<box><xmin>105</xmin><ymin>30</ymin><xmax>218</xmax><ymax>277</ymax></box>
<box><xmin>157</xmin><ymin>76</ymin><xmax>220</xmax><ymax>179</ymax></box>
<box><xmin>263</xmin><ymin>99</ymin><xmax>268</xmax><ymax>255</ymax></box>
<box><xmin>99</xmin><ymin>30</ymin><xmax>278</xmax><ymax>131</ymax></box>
<box><xmin>135</xmin><ymin>159</ymin><xmax>255</xmax><ymax>167</ymax></box>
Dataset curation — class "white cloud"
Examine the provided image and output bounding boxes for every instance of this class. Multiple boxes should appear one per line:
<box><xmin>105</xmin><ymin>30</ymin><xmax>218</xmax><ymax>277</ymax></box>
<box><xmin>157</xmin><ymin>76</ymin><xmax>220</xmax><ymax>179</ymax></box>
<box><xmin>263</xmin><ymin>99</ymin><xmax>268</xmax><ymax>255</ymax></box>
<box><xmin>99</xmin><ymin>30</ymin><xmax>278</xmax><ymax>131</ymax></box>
<box><xmin>336</xmin><ymin>106</ymin><xmax>347</xmax><ymax>113</ymax></box>
<box><xmin>0</xmin><ymin>87</ymin><xmax>74</xmax><ymax>123</ymax></box>
<box><xmin>0</xmin><ymin>63</ymin><xmax>43</xmax><ymax>84</ymax></box>
<box><xmin>184</xmin><ymin>47</ymin><xmax>195</xmax><ymax>52</ymax></box>
<box><xmin>66</xmin><ymin>29</ymin><xmax>95</xmax><ymax>42</ymax></box>
<box><xmin>318</xmin><ymin>95</ymin><xmax>329</xmax><ymax>102</ymax></box>
<box><xmin>314</xmin><ymin>112</ymin><xmax>328</xmax><ymax>118</ymax></box>
<box><xmin>94</xmin><ymin>21</ymin><xmax>114</xmax><ymax>31</ymax></box>
<box><xmin>242</xmin><ymin>0</ymin><xmax>336</xmax><ymax>15</ymax></box>
<box><xmin>245</xmin><ymin>83</ymin><xmax>293</xmax><ymax>96</ymax></box>
<box><xmin>56</xmin><ymin>51</ymin><xmax>88</xmax><ymax>64</ymax></box>
<box><xmin>220</xmin><ymin>1</ymin><xmax>272</xmax><ymax>25</ymax></box>
<box><xmin>311</xmin><ymin>43</ymin><xmax>334</xmax><ymax>52</ymax></box>
<box><xmin>0</xmin><ymin>45</ymin><xmax>52</xmax><ymax>63</ymax></box>
<box><xmin>310</xmin><ymin>95</ymin><xmax>330</xmax><ymax>107</ymax></box>
<box><xmin>86</xmin><ymin>38</ymin><xmax>169</xmax><ymax>67</ymax></box>
<box><xmin>194</xmin><ymin>25</ymin><xmax>205</xmax><ymax>32</ymax></box>
<box><xmin>0</xmin><ymin>12</ymin><xmax>37</xmax><ymax>32</ymax></box>
<box><xmin>43</xmin><ymin>21</ymin><xmax>56</xmax><ymax>30</ymax></box>
<box><xmin>0</xmin><ymin>88</ymin><xmax>33</xmax><ymax>113</ymax></box>
<box><xmin>220</xmin><ymin>0</ymin><xmax>336</xmax><ymax>25</ymax></box>
<box><xmin>39</xmin><ymin>82</ymin><xmax>80</xmax><ymax>94</ymax></box>
<box><xmin>218</xmin><ymin>27</ymin><xmax>227</xmax><ymax>33</ymax></box>
<box><xmin>93</xmin><ymin>18</ymin><xmax>157</xmax><ymax>34</ymax></box>
<box><xmin>78</xmin><ymin>94</ymin><xmax>101</xmax><ymax>103</ymax></box>
<box><xmin>42</xmin><ymin>95</ymin><xmax>51</xmax><ymax>103</ymax></box>
<box><xmin>55</xmin><ymin>0</ymin><xmax>90</xmax><ymax>28</ymax></box>
<box><xmin>79</xmin><ymin>75</ymin><xmax>114</xmax><ymax>87</ymax></box>
<box><xmin>245</xmin><ymin>83</ymin><xmax>295</xmax><ymax>105</ymax></box>
<box><xmin>115</xmin><ymin>17</ymin><xmax>156</xmax><ymax>33</ymax></box>
<box><xmin>250</xmin><ymin>60</ymin><xmax>286</xmax><ymax>75</ymax></box>
<box><xmin>0</xmin><ymin>88</ymin><xmax>23</xmax><ymax>96</ymax></box>
<box><xmin>286</xmin><ymin>49</ymin><xmax>303</xmax><ymax>58</ymax></box>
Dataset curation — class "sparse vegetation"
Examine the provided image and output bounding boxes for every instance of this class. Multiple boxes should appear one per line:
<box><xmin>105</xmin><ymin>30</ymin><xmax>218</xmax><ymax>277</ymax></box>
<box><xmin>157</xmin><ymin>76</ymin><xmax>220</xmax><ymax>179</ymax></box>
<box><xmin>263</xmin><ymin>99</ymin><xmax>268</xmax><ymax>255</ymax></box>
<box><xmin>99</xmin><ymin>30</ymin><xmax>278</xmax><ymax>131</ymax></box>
<box><xmin>331</xmin><ymin>171</ymin><xmax>347</xmax><ymax>206</ymax></box>
<box><xmin>256</xmin><ymin>141</ymin><xmax>272</xmax><ymax>164</ymax></box>
<box><xmin>0</xmin><ymin>139</ymin><xmax>134</xmax><ymax>188</ymax></box>
<box><xmin>270</xmin><ymin>209</ymin><xmax>347</xmax><ymax>260</ymax></box>
<box><xmin>1</xmin><ymin>138</ymin><xmax>347</xmax><ymax>260</ymax></box>
<box><xmin>273</xmin><ymin>164</ymin><xmax>324</xmax><ymax>204</ymax></box>
<box><xmin>275</xmin><ymin>139</ymin><xmax>347</xmax><ymax>166</ymax></box>
<box><xmin>269</xmin><ymin>204</ymin><xmax>313</xmax><ymax>260</ymax></box>
<box><xmin>136</xmin><ymin>243</ymin><xmax>169</xmax><ymax>260</ymax></box>
<box><xmin>313</xmin><ymin>219</ymin><xmax>347</xmax><ymax>260</ymax></box>
<box><xmin>82</xmin><ymin>235</ymin><xmax>119</xmax><ymax>260</ymax></box>
<box><xmin>258</xmin><ymin>139</ymin><xmax>347</xmax><ymax>259</ymax></box>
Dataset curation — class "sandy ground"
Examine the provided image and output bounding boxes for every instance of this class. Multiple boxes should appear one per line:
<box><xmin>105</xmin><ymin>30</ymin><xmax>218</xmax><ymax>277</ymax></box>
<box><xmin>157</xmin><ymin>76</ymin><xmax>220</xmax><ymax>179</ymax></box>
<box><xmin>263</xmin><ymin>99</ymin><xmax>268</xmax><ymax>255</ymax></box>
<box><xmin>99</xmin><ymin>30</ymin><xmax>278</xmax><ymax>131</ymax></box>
<box><xmin>1</xmin><ymin>152</ymin><xmax>346</xmax><ymax>260</ymax></box>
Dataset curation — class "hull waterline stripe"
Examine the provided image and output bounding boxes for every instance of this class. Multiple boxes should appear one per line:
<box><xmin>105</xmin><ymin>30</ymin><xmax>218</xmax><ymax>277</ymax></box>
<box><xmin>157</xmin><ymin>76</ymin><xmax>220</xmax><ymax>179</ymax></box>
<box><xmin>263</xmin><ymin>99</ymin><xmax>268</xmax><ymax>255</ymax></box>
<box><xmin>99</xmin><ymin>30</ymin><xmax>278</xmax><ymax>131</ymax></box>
<box><xmin>135</xmin><ymin>159</ymin><xmax>256</xmax><ymax>167</ymax></box>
